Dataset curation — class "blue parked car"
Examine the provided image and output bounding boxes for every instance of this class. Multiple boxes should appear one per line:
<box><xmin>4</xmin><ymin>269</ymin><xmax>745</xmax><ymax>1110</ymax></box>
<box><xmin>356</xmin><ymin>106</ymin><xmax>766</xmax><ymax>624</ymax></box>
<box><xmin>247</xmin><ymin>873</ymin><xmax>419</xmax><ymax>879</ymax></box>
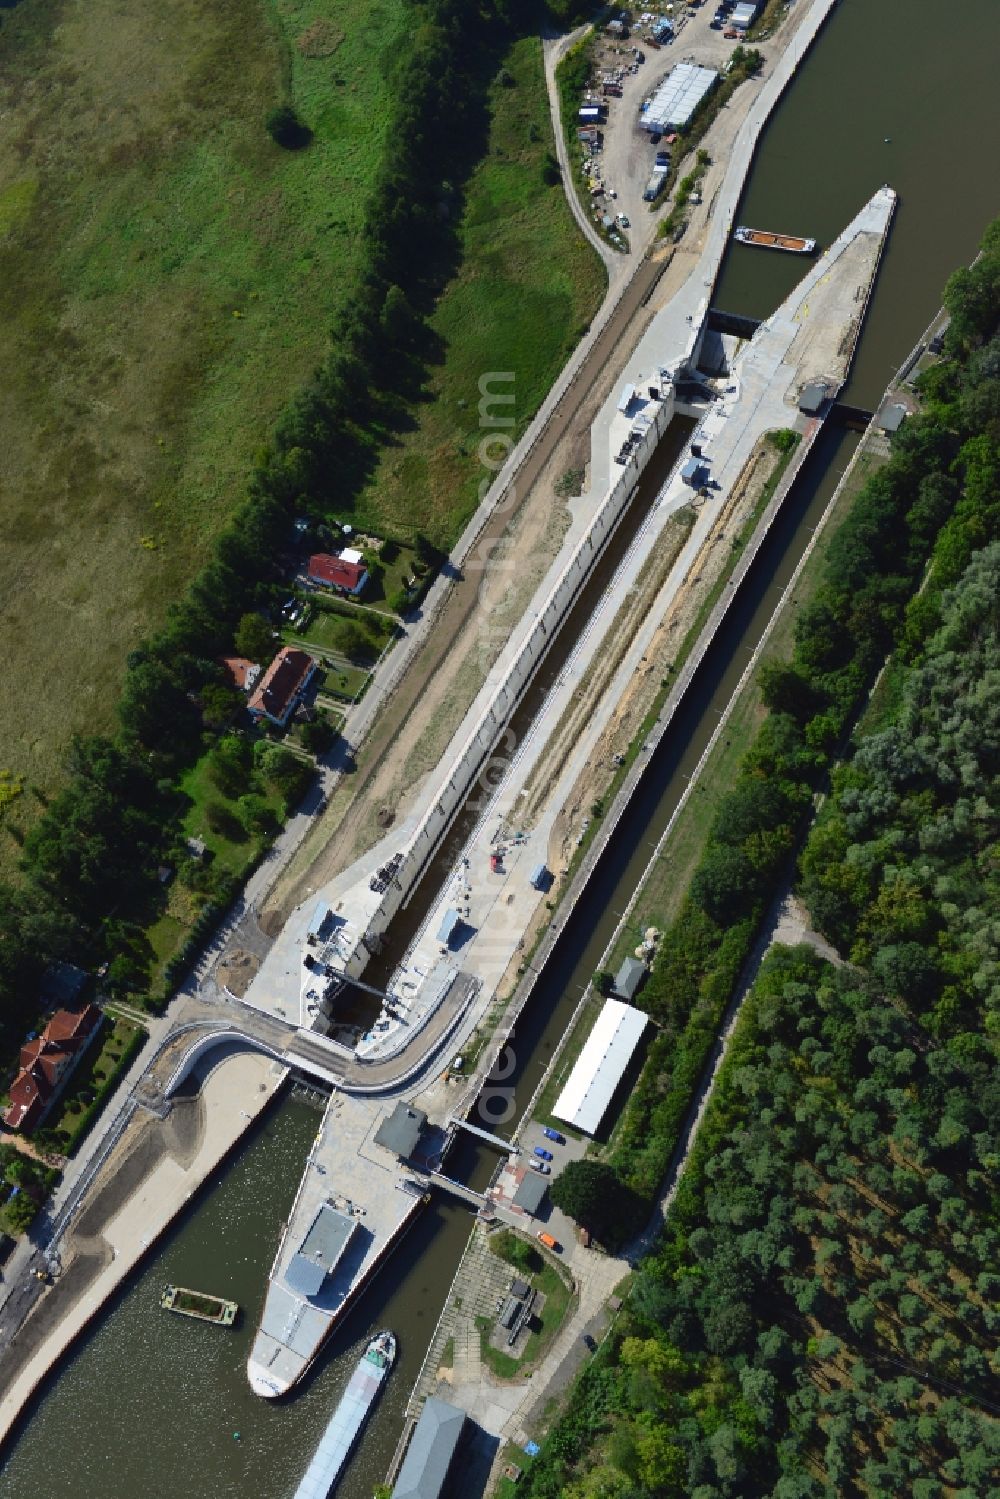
<box><xmin>542</xmin><ymin>1128</ymin><xmax>564</xmax><ymax>1144</ymax></box>
<box><xmin>533</xmin><ymin>1146</ymin><xmax>554</xmax><ymax>1161</ymax></box>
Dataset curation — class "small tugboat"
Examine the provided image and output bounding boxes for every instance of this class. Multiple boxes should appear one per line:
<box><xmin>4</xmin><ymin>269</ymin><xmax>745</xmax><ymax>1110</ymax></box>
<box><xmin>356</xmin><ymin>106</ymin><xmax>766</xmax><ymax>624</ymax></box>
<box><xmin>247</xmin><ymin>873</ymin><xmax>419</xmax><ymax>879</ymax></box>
<box><xmin>294</xmin><ymin>1330</ymin><xmax>396</xmax><ymax>1498</ymax></box>
<box><xmin>734</xmin><ymin>225</ymin><xmax>818</xmax><ymax>254</ymax></box>
<box><xmin>160</xmin><ymin>1285</ymin><xmax>239</xmax><ymax>1326</ymax></box>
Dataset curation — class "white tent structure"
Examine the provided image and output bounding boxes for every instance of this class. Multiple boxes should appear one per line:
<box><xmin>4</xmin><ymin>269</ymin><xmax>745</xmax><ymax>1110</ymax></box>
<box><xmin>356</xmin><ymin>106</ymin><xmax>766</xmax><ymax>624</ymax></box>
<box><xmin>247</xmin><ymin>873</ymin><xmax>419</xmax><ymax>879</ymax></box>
<box><xmin>553</xmin><ymin>999</ymin><xmax>648</xmax><ymax>1135</ymax></box>
<box><xmin>640</xmin><ymin>63</ymin><xmax>718</xmax><ymax>135</ymax></box>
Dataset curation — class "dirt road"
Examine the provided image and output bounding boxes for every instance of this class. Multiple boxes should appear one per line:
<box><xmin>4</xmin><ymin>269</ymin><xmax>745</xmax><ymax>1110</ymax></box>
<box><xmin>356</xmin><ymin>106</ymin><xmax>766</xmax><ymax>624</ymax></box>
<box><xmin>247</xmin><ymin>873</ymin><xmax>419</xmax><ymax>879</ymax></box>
<box><xmin>262</xmin><ymin>248</ymin><xmax>674</xmax><ymax>931</ymax></box>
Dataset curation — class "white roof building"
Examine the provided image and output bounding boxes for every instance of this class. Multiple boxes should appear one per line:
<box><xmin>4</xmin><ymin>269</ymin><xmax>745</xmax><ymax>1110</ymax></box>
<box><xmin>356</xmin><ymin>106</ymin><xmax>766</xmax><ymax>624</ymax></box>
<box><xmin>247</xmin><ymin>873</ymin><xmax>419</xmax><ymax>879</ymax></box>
<box><xmin>732</xmin><ymin>2</ymin><xmax>761</xmax><ymax>29</ymax></box>
<box><xmin>553</xmin><ymin>999</ymin><xmax>648</xmax><ymax>1136</ymax></box>
<box><xmin>641</xmin><ymin>63</ymin><xmax>718</xmax><ymax>134</ymax></box>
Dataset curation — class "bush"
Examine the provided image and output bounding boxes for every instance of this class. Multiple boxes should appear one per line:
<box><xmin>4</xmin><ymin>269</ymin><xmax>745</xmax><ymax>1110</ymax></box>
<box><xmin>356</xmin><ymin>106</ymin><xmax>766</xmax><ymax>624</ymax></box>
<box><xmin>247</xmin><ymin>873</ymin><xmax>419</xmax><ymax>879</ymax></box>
<box><xmin>204</xmin><ymin>800</ymin><xmax>244</xmax><ymax>840</ymax></box>
<box><xmin>768</xmin><ymin>427</ymin><xmax>799</xmax><ymax>453</ymax></box>
<box><xmin>549</xmin><ymin>1160</ymin><xmax>647</xmax><ymax>1250</ymax></box>
<box><xmin>5</xmin><ymin>1192</ymin><xmax>38</xmax><ymax>1233</ymax></box>
<box><xmin>265</xmin><ymin>104</ymin><xmax>312</xmax><ymax>150</ymax></box>
<box><xmin>301</xmin><ymin>715</ymin><xmax>337</xmax><ymax>755</ymax></box>
<box><xmin>491</xmin><ymin>1228</ymin><xmax>541</xmax><ymax>1274</ymax></box>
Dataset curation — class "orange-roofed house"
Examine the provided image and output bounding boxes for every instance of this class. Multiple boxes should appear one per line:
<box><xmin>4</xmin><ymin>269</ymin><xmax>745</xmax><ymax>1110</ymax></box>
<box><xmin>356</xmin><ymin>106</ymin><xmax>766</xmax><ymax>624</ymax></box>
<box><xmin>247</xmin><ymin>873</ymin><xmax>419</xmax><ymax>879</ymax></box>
<box><xmin>220</xmin><ymin>656</ymin><xmax>262</xmax><ymax>694</ymax></box>
<box><xmin>3</xmin><ymin>1004</ymin><xmax>103</xmax><ymax>1133</ymax></box>
<box><xmin>247</xmin><ymin>646</ymin><xmax>317</xmax><ymax>728</ymax></box>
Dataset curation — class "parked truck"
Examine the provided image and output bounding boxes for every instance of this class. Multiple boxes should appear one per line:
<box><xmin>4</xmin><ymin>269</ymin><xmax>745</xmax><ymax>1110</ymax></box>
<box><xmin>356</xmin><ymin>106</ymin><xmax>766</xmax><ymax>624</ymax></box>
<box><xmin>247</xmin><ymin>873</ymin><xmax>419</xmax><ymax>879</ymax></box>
<box><xmin>643</xmin><ymin>171</ymin><xmax>667</xmax><ymax>203</ymax></box>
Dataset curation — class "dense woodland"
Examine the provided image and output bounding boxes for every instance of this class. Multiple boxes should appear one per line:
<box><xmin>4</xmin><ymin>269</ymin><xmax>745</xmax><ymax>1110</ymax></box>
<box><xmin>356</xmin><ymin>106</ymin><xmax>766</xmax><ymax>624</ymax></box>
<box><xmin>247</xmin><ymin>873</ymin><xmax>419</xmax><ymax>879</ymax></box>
<box><xmin>517</xmin><ymin>223</ymin><xmax>1000</xmax><ymax>1496</ymax></box>
<box><xmin>0</xmin><ymin>0</ymin><xmax>573</xmax><ymax>1051</ymax></box>
<box><xmin>531</xmin><ymin>945</ymin><xmax>999</xmax><ymax>1498</ymax></box>
<box><xmin>592</xmin><ymin>220</ymin><xmax>1000</xmax><ymax>1223</ymax></box>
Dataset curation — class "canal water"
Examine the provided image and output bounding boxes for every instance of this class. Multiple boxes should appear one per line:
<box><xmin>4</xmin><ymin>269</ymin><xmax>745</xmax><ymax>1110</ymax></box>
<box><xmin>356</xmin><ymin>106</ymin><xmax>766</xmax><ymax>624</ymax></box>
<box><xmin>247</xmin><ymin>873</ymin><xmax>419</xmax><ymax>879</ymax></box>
<box><xmin>713</xmin><ymin>0</ymin><xmax>1000</xmax><ymax>408</ymax></box>
<box><xmin>4</xmin><ymin>1</ymin><xmax>1000</xmax><ymax>1494</ymax></box>
<box><xmin>0</xmin><ymin>1097</ymin><xmax>481</xmax><ymax>1499</ymax></box>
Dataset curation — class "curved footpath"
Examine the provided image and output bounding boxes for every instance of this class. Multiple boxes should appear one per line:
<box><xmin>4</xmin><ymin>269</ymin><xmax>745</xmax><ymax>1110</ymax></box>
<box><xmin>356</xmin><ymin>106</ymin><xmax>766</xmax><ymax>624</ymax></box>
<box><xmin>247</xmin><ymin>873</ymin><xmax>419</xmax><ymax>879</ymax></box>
<box><xmin>541</xmin><ymin>25</ymin><xmax>621</xmax><ymax>276</ymax></box>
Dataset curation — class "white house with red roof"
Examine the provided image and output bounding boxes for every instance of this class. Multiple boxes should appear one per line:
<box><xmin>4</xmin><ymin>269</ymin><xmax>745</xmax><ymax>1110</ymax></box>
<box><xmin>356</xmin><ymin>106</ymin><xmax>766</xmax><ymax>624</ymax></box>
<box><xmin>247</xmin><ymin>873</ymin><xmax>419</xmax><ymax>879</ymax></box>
<box><xmin>306</xmin><ymin>551</ymin><xmax>369</xmax><ymax>597</ymax></box>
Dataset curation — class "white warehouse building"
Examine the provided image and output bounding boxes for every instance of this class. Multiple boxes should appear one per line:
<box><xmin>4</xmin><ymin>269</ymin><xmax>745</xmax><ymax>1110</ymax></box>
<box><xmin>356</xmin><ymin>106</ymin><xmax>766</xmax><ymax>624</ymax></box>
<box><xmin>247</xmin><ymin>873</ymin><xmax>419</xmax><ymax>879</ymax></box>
<box><xmin>553</xmin><ymin>999</ymin><xmax>648</xmax><ymax>1136</ymax></box>
<box><xmin>640</xmin><ymin>63</ymin><xmax>718</xmax><ymax>135</ymax></box>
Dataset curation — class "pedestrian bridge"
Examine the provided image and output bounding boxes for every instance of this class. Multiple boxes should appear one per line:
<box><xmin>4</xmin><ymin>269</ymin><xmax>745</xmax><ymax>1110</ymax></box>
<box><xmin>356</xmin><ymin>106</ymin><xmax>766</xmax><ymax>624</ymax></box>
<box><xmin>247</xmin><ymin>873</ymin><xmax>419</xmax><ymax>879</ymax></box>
<box><xmin>162</xmin><ymin>1026</ymin><xmax>344</xmax><ymax>1098</ymax></box>
<box><xmin>428</xmin><ymin>1171</ymin><xmax>488</xmax><ymax>1208</ymax></box>
<box><xmin>448</xmin><ymin>1117</ymin><xmax>518</xmax><ymax>1153</ymax></box>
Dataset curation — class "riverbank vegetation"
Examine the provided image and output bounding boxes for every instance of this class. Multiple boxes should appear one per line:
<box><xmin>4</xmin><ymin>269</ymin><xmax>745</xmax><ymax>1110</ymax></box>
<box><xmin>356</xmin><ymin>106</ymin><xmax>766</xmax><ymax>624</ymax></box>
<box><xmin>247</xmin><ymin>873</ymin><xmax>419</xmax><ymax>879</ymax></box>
<box><xmin>596</xmin><ymin>217</ymin><xmax>1000</xmax><ymax>1219</ymax></box>
<box><xmin>351</xmin><ymin>33</ymin><xmax>605</xmax><ymax>544</ymax></box>
<box><xmin>0</xmin><ymin>0</ymin><xmax>604</xmax><ymax>1055</ymax></box>
<box><xmin>515</xmin><ymin>217</ymin><xmax>1000</xmax><ymax>1496</ymax></box>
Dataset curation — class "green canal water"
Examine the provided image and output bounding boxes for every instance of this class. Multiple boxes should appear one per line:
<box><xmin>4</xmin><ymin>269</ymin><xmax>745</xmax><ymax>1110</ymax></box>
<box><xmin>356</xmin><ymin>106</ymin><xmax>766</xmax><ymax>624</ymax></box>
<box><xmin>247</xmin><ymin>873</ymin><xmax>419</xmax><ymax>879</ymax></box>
<box><xmin>713</xmin><ymin>0</ymin><xmax>1000</xmax><ymax>407</ymax></box>
<box><xmin>0</xmin><ymin>1097</ymin><xmax>479</xmax><ymax>1499</ymax></box>
<box><xmin>2</xmin><ymin>1</ymin><xmax>999</xmax><ymax>1495</ymax></box>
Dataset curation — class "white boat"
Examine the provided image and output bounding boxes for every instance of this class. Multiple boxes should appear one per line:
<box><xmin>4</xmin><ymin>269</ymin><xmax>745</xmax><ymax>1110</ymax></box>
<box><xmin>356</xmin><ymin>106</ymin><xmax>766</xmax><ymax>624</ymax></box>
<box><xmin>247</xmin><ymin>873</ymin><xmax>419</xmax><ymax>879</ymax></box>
<box><xmin>294</xmin><ymin>1330</ymin><xmax>397</xmax><ymax>1499</ymax></box>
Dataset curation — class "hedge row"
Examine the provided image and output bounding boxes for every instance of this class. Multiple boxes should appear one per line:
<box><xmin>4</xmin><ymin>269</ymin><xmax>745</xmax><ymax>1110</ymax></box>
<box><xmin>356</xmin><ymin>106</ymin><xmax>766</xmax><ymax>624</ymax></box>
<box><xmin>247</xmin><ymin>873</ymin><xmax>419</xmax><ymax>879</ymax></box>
<box><xmin>57</xmin><ymin>1025</ymin><xmax>148</xmax><ymax>1158</ymax></box>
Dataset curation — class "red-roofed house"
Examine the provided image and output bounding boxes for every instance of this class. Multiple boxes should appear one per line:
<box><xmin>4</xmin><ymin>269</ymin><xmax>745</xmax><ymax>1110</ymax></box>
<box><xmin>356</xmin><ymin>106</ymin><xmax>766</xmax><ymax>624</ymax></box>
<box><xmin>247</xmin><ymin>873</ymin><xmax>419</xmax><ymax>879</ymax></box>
<box><xmin>247</xmin><ymin>646</ymin><xmax>317</xmax><ymax>727</ymax></box>
<box><xmin>306</xmin><ymin>552</ymin><xmax>369</xmax><ymax>597</ymax></box>
<box><xmin>220</xmin><ymin>656</ymin><xmax>262</xmax><ymax>693</ymax></box>
<box><xmin>3</xmin><ymin>1004</ymin><xmax>103</xmax><ymax>1133</ymax></box>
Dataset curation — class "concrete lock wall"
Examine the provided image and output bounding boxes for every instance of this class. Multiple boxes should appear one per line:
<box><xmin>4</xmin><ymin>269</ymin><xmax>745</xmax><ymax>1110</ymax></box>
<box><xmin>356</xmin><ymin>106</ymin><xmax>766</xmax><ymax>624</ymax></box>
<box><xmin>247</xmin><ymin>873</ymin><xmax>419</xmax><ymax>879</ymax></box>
<box><xmin>353</xmin><ymin>381</ymin><xmax>682</xmax><ymax>963</ymax></box>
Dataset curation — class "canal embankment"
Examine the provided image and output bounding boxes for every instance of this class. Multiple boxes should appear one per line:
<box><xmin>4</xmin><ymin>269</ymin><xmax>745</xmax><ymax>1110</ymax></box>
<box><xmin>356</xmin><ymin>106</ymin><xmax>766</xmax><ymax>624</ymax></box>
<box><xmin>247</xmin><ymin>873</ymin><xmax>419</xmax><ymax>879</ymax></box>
<box><xmin>422</xmin><ymin>305</ymin><xmax>947</xmax><ymax>1475</ymax></box>
<box><xmin>257</xmin><ymin>0</ymin><xmax>841</xmax><ymax>947</ymax></box>
<box><xmin>437</xmin><ymin>188</ymin><xmax>895</xmax><ymax>1153</ymax></box>
<box><xmin>0</xmin><ymin>1050</ymin><xmax>285</xmax><ymax>1448</ymax></box>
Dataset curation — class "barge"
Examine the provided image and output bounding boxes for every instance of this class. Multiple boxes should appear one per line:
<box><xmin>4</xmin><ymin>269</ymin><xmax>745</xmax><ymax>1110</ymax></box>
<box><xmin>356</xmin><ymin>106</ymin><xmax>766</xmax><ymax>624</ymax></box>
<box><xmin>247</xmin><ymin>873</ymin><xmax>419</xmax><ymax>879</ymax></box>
<box><xmin>734</xmin><ymin>225</ymin><xmax>817</xmax><ymax>254</ymax></box>
<box><xmin>293</xmin><ymin>1330</ymin><xmax>396</xmax><ymax>1499</ymax></box>
<box><xmin>160</xmin><ymin>1285</ymin><xmax>238</xmax><ymax>1326</ymax></box>
<box><xmin>247</xmin><ymin>1095</ymin><xmax>431</xmax><ymax>1399</ymax></box>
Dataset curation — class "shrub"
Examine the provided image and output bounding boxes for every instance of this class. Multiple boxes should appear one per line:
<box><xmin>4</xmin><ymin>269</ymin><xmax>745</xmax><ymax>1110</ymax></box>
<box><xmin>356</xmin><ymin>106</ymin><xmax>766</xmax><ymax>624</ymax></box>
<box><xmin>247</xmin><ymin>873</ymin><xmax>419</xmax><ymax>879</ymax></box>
<box><xmin>265</xmin><ymin>104</ymin><xmax>312</xmax><ymax>150</ymax></box>
<box><xmin>491</xmin><ymin>1228</ymin><xmax>541</xmax><ymax>1274</ymax></box>
<box><xmin>768</xmin><ymin>427</ymin><xmax>799</xmax><ymax>453</ymax></box>
<box><xmin>301</xmin><ymin>715</ymin><xmax>337</xmax><ymax>755</ymax></box>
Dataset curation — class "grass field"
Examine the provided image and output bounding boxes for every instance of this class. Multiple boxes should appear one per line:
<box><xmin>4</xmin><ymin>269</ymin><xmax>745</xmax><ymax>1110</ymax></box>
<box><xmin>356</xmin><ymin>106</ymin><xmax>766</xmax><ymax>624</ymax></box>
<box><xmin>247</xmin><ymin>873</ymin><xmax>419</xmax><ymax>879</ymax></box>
<box><xmin>286</xmin><ymin>603</ymin><xmax>396</xmax><ymax>662</ymax></box>
<box><xmin>351</xmin><ymin>35</ymin><xmax>607</xmax><ymax>546</ymax></box>
<box><xmin>0</xmin><ymin>0</ymin><xmax>407</xmax><ymax>814</ymax></box>
<box><xmin>478</xmin><ymin>1260</ymin><xmax>574</xmax><ymax>1378</ymax></box>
